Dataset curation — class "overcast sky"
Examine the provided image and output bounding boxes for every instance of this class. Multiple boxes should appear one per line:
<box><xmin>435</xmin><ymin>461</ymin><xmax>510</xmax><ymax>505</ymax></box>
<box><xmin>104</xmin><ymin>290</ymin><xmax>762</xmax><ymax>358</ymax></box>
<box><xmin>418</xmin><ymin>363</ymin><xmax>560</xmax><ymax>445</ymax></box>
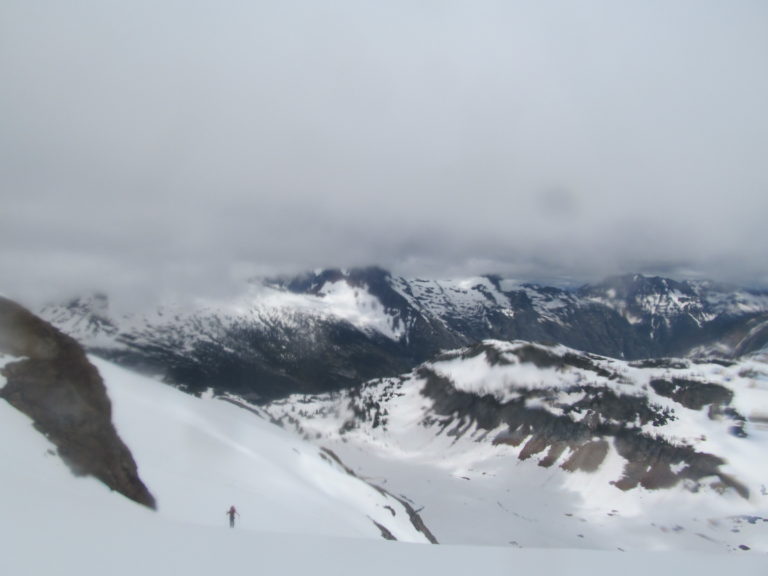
<box><xmin>2</xmin><ymin>1</ymin><xmax>767</xmax><ymax>305</ymax></box>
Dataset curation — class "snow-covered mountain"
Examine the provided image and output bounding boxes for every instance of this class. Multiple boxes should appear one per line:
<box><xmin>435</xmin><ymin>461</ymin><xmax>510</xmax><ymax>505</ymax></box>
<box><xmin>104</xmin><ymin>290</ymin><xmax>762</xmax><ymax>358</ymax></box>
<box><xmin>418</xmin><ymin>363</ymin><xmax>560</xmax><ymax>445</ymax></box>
<box><xmin>3</xmin><ymin>300</ymin><xmax>767</xmax><ymax>573</ymax></box>
<box><xmin>3</xmin><ymin>375</ymin><xmax>765</xmax><ymax>576</ymax></box>
<box><xmin>263</xmin><ymin>339</ymin><xmax>768</xmax><ymax>551</ymax></box>
<box><xmin>0</xmin><ymin>361</ymin><xmax>436</xmax><ymax>544</ymax></box>
<box><xmin>39</xmin><ymin>268</ymin><xmax>768</xmax><ymax>401</ymax></box>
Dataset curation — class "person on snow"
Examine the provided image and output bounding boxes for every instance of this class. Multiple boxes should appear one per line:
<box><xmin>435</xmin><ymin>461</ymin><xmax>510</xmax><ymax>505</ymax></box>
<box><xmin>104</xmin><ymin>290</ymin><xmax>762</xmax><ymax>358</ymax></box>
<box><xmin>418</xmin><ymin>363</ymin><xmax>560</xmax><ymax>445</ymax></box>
<box><xmin>226</xmin><ymin>505</ymin><xmax>240</xmax><ymax>528</ymax></box>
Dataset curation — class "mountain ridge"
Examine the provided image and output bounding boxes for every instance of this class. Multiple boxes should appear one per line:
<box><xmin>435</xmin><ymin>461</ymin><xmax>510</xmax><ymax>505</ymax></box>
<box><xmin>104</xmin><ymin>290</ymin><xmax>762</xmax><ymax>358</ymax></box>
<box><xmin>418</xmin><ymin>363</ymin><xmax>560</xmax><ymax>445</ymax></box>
<box><xmin>261</xmin><ymin>338</ymin><xmax>768</xmax><ymax>549</ymax></box>
<box><xmin>37</xmin><ymin>268</ymin><xmax>768</xmax><ymax>401</ymax></box>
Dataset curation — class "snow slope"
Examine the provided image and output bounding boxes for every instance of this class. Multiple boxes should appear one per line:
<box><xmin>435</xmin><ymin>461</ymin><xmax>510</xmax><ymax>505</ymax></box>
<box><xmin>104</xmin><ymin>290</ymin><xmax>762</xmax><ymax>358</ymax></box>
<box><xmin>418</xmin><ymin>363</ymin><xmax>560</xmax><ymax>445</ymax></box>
<box><xmin>1</xmin><ymin>355</ymin><xmax>766</xmax><ymax>574</ymax></box>
<box><xmin>0</xmin><ymin>351</ymin><xmax>429</xmax><ymax>538</ymax></box>
<box><xmin>100</xmin><ymin>358</ymin><xmax>434</xmax><ymax>540</ymax></box>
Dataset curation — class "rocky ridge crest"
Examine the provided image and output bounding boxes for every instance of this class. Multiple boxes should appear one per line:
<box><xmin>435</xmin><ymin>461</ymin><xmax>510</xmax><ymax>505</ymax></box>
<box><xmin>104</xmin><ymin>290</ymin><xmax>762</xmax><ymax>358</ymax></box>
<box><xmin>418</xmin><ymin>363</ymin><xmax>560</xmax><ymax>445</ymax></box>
<box><xmin>0</xmin><ymin>296</ymin><xmax>155</xmax><ymax>508</ymax></box>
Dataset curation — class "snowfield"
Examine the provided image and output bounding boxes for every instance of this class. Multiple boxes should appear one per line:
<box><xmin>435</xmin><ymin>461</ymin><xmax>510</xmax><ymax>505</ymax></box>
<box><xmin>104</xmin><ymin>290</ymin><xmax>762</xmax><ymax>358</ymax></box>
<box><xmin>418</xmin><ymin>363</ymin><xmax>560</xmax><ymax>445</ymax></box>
<box><xmin>265</xmin><ymin>341</ymin><xmax>768</xmax><ymax>552</ymax></box>
<box><xmin>99</xmin><ymin>358</ymin><xmax>432</xmax><ymax>541</ymax></box>
<box><xmin>1</xmin><ymin>354</ymin><xmax>766</xmax><ymax>575</ymax></box>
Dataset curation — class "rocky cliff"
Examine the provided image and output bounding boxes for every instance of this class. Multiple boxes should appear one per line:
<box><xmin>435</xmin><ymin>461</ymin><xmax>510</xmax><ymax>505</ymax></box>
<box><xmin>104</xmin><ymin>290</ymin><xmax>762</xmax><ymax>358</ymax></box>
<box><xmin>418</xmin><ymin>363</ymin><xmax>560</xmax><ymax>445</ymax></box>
<box><xmin>0</xmin><ymin>296</ymin><xmax>155</xmax><ymax>508</ymax></box>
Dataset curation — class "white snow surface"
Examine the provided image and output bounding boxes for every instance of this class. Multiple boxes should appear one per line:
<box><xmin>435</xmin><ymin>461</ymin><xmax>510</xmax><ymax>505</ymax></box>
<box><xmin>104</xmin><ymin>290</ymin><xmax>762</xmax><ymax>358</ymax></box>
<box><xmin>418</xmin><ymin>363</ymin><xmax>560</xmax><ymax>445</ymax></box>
<box><xmin>583</xmin><ymin>279</ymin><xmax>768</xmax><ymax>327</ymax></box>
<box><xmin>1</xmin><ymin>355</ymin><xmax>766</xmax><ymax>574</ymax></box>
<box><xmin>0</xmin><ymin>354</ymin><xmax>14</xmax><ymax>390</ymax></box>
<box><xmin>265</xmin><ymin>340</ymin><xmax>768</xmax><ymax>553</ymax></box>
<box><xmin>100</xmin><ymin>358</ymin><xmax>430</xmax><ymax>540</ymax></box>
<box><xmin>704</xmin><ymin>288</ymin><xmax>768</xmax><ymax>316</ymax></box>
<box><xmin>315</xmin><ymin>280</ymin><xmax>404</xmax><ymax>340</ymax></box>
<box><xmin>391</xmin><ymin>276</ymin><xmax>576</xmax><ymax>326</ymax></box>
<box><xmin>430</xmin><ymin>341</ymin><xmax>589</xmax><ymax>401</ymax></box>
<box><xmin>392</xmin><ymin>276</ymin><xmax>514</xmax><ymax>329</ymax></box>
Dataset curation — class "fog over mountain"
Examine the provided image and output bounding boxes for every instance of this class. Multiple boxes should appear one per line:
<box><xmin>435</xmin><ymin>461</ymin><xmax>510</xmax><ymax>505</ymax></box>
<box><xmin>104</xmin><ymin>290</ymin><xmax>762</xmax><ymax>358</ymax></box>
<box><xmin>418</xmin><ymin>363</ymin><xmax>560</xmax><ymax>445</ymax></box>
<box><xmin>1</xmin><ymin>1</ymin><xmax>767</xmax><ymax>306</ymax></box>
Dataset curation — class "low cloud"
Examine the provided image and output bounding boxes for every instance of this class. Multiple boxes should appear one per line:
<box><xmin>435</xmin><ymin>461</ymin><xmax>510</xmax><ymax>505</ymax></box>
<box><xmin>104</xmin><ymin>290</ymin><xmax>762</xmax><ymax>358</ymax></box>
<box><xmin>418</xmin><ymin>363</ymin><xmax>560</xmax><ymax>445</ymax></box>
<box><xmin>1</xmin><ymin>1</ymin><xmax>767</xmax><ymax>305</ymax></box>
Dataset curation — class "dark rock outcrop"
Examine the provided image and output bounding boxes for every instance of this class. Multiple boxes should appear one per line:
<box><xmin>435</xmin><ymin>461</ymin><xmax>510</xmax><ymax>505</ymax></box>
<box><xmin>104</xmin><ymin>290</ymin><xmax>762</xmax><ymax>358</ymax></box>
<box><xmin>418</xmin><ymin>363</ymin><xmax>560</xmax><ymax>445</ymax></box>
<box><xmin>0</xmin><ymin>297</ymin><xmax>156</xmax><ymax>509</ymax></box>
<box><xmin>649</xmin><ymin>378</ymin><xmax>734</xmax><ymax>411</ymax></box>
<box><xmin>413</xmin><ymin>342</ymin><xmax>750</xmax><ymax>498</ymax></box>
<box><xmin>300</xmin><ymin>340</ymin><xmax>753</xmax><ymax>500</ymax></box>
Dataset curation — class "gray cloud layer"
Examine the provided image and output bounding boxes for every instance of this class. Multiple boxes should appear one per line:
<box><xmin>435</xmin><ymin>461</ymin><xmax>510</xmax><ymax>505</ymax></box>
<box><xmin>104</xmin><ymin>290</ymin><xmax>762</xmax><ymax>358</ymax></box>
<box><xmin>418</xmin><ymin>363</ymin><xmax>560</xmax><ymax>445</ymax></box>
<box><xmin>2</xmin><ymin>1</ymin><xmax>767</xmax><ymax>304</ymax></box>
